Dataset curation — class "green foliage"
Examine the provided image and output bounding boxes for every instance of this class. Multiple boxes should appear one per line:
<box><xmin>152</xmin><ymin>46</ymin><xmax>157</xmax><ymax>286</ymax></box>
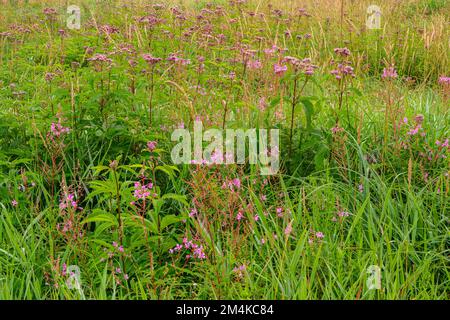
<box><xmin>0</xmin><ymin>0</ymin><xmax>448</xmax><ymax>300</ymax></box>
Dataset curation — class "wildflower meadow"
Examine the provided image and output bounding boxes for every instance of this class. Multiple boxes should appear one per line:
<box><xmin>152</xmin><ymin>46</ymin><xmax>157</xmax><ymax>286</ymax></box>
<box><xmin>0</xmin><ymin>0</ymin><xmax>448</xmax><ymax>301</ymax></box>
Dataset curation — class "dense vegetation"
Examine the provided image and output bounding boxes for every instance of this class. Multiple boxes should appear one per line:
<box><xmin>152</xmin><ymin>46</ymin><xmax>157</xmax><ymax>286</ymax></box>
<box><xmin>0</xmin><ymin>0</ymin><xmax>448</xmax><ymax>299</ymax></box>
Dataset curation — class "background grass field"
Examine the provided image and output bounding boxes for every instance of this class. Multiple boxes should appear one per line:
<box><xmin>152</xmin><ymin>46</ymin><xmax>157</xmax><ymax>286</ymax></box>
<box><xmin>0</xmin><ymin>0</ymin><xmax>448</xmax><ymax>299</ymax></box>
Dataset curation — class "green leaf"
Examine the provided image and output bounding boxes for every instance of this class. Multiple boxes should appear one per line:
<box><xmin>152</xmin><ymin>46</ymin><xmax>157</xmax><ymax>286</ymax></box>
<box><xmin>161</xmin><ymin>193</ymin><xmax>188</xmax><ymax>206</ymax></box>
<box><xmin>299</xmin><ymin>97</ymin><xmax>314</xmax><ymax>130</ymax></box>
<box><xmin>82</xmin><ymin>210</ymin><xmax>118</xmax><ymax>226</ymax></box>
<box><xmin>160</xmin><ymin>214</ymin><xmax>185</xmax><ymax>231</ymax></box>
<box><xmin>155</xmin><ymin>165</ymin><xmax>179</xmax><ymax>178</ymax></box>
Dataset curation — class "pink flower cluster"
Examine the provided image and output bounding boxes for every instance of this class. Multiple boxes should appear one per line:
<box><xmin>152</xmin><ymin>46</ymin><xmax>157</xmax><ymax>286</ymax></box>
<box><xmin>258</xmin><ymin>97</ymin><xmax>268</xmax><ymax>111</ymax></box>
<box><xmin>50</xmin><ymin>121</ymin><xmax>70</xmax><ymax>138</ymax></box>
<box><xmin>189</xmin><ymin>208</ymin><xmax>197</xmax><ymax>217</ymax></box>
<box><xmin>330</xmin><ymin>47</ymin><xmax>355</xmax><ymax>80</ymax></box>
<box><xmin>112</xmin><ymin>241</ymin><xmax>124</xmax><ymax>253</ymax></box>
<box><xmin>406</xmin><ymin>114</ymin><xmax>425</xmax><ymax>136</ymax></box>
<box><xmin>331</xmin><ymin>63</ymin><xmax>355</xmax><ymax>80</ymax></box>
<box><xmin>210</xmin><ymin>149</ymin><xmax>225</xmax><ymax>163</ymax></box>
<box><xmin>169</xmin><ymin>237</ymin><xmax>206</xmax><ymax>260</ymax></box>
<box><xmin>56</xmin><ymin>219</ymin><xmax>84</xmax><ymax>240</ymax></box>
<box><xmin>264</xmin><ymin>44</ymin><xmax>283</xmax><ymax>56</ymax></box>
<box><xmin>133</xmin><ymin>181</ymin><xmax>155</xmax><ymax>200</ymax></box>
<box><xmin>232</xmin><ymin>264</ymin><xmax>246</xmax><ymax>278</ymax></box>
<box><xmin>142</xmin><ymin>53</ymin><xmax>162</xmax><ymax>65</ymax></box>
<box><xmin>283</xmin><ymin>56</ymin><xmax>317</xmax><ymax>75</ymax></box>
<box><xmin>435</xmin><ymin>139</ymin><xmax>449</xmax><ymax>148</ymax></box>
<box><xmin>190</xmin><ymin>158</ymin><xmax>209</xmax><ymax>165</ymax></box>
<box><xmin>438</xmin><ymin>76</ymin><xmax>450</xmax><ymax>85</ymax></box>
<box><xmin>247</xmin><ymin>59</ymin><xmax>262</xmax><ymax>70</ymax></box>
<box><xmin>222</xmin><ymin>178</ymin><xmax>241</xmax><ymax>191</ymax></box>
<box><xmin>56</xmin><ymin>192</ymin><xmax>83</xmax><ymax>239</ymax></box>
<box><xmin>43</xmin><ymin>8</ymin><xmax>57</xmax><ymax>16</ymax></box>
<box><xmin>333</xmin><ymin>47</ymin><xmax>351</xmax><ymax>57</ymax></box>
<box><xmin>167</xmin><ymin>53</ymin><xmax>191</xmax><ymax>65</ymax></box>
<box><xmin>284</xmin><ymin>222</ymin><xmax>293</xmax><ymax>236</ymax></box>
<box><xmin>45</xmin><ymin>72</ymin><xmax>56</xmax><ymax>82</ymax></box>
<box><xmin>138</xmin><ymin>14</ymin><xmax>165</xmax><ymax>27</ymax></box>
<box><xmin>274</xmin><ymin>63</ymin><xmax>288</xmax><ymax>76</ymax></box>
<box><xmin>382</xmin><ymin>66</ymin><xmax>398</xmax><ymax>79</ymax></box>
<box><xmin>88</xmin><ymin>54</ymin><xmax>113</xmax><ymax>64</ymax></box>
<box><xmin>190</xmin><ymin>148</ymin><xmax>234</xmax><ymax>165</ymax></box>
<box><xmin>332</xmin><ymin>211</ymin><xmax>350</xmax><ymax>222</ymax></box>
<box><xmin>56</xmin><ymin>220</ymin><xmax>72</xmax><ymax>234</ymax></box>
<box><xmin>331</xmin><ymin>125</ymin><xmax>344</xmax><ymax>134</ymax></box>
<box><xmin>100</xmin><ymin>25</ymin><xmax>119</xmax><ymax>36</ymax></box>
<box><xmin>147</xmin><ymin>141</ymin><xmax>157</xmax><ymax>151</ymax></box>
<box><xmin>308</xmin><ymin>230</ymin><xmax>324</xmax><ymax>244</ymax></box>
<box><xmin>276</xmin><ymin>207</ymin><xmax>283</xmax><ymax>217</ymax></box>
<box><xmin>59</xmin><ymin>193</ymin><xmax>78</xmax><ymax>211</ymax></box>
